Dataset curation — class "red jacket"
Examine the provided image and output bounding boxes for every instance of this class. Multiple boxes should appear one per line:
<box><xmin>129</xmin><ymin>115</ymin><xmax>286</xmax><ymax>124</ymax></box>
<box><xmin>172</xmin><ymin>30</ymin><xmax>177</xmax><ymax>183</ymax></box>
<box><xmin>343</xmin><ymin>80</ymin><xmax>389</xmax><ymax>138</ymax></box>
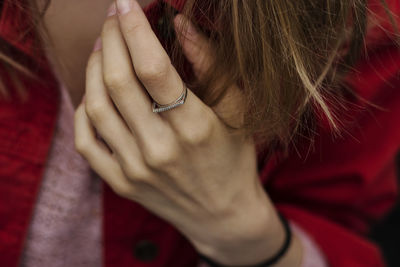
<box><xmin>0</xmin><ymin>0</ymin><xmax>399</xmax><ymax>266</ymax></box>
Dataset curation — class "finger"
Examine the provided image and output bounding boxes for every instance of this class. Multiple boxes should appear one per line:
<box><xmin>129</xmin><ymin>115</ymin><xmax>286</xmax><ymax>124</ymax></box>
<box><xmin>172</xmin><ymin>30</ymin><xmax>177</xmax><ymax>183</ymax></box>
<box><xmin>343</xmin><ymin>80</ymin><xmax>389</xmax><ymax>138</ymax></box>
<box><xmin>115</xmin><ymin>0</ymin><xmax>217</xmax><ymax>133</ymax></box>
<box><xmin>174</xmin><ymin>15</ymin><xmax>246</xmax><ymax>129</ymax></box>
<box><xmin>101</xmin><ymin>4</ymin><xmax>164</xmax><ymax>141</ymax></box>
<box><xmin>74</xmin><ymin>102</ymin><xmax>136</xmax><ymax>197</ymax></box>
<box><xmin>173</xmin><ymin>14</ymin><xmax>214</xmax><ymax>80</ymax></box>
<box><xmin>84</xmin><ymin>40</ymin><xmax>144</xmax><ymax>166</ymax></box>
<box><xmin>116</xmin><ymin>0</ymin><xmax>182</xmax><ymax>106</ymax></box>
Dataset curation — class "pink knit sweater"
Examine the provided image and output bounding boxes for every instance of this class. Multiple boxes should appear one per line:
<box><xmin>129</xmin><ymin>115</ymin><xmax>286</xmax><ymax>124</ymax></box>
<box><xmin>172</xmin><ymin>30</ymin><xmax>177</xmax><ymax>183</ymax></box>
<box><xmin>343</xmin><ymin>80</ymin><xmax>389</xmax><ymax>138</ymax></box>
<box><xmin>19</xmin><ymin>82</ymin><xmax>327</xmax><ymax>267</ymax></box>
<box><xmin>19</xmin><ymin>83</ymin><xmax>103</xmax><ymax>267</ymax></box>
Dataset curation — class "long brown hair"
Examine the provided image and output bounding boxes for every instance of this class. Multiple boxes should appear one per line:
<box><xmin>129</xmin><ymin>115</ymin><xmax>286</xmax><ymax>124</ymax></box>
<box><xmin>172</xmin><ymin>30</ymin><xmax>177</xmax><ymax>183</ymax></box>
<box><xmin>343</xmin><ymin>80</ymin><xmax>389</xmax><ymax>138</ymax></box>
<box><xmin>0</xmin><ymin>0</ymin><xmax>399</xmax><ymax>150</ymax></box>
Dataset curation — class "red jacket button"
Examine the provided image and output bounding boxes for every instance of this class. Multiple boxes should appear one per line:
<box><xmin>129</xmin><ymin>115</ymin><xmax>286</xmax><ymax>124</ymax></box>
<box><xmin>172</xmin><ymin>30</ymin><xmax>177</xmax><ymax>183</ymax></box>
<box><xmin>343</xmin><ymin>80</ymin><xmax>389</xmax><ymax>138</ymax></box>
<box><xmin>133</xmin><ymin>239</ymin><xmax>159</xmax><ymax>262</ymax></box>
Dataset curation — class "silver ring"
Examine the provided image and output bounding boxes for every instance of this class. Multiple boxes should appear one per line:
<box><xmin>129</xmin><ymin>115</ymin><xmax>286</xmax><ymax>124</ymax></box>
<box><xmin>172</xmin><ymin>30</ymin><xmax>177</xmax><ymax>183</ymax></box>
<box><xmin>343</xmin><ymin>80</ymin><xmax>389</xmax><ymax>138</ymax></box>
<box><xmin>152</xmin><ymin>81</ymin><xmax>188</xmax><ymax>113</ymax></box>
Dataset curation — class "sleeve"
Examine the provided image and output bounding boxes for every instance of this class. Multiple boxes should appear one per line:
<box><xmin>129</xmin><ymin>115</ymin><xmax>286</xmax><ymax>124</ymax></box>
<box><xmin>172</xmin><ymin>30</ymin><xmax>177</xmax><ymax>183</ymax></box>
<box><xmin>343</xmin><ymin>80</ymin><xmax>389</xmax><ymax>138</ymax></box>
<box><xmin>290</xmin><ymin>221</ymin><xmax>328</xmax><ymax>267</ymax></box>
<box><xmin>262</xmin><ymin>43</ymin><xmax>400</xmax><ymax>267</ymax></box>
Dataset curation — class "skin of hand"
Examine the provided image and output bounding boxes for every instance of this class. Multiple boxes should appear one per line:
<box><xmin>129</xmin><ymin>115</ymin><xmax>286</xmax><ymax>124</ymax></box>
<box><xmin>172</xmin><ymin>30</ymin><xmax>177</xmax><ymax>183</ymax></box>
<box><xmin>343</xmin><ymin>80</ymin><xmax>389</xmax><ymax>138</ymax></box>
<box><xmin>74</xmin><ymin>0</ymin><xmax>303</xmax><ymax>265</ymax></box>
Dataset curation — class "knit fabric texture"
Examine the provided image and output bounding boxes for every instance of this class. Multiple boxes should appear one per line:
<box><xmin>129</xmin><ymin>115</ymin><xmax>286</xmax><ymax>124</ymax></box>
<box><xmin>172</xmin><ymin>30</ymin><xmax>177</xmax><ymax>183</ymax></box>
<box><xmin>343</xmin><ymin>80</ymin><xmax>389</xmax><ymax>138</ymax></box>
<box><xmin>19</xmin><ymin>82</ymin><xmax>103</xmax><ymax>267</ymax></box>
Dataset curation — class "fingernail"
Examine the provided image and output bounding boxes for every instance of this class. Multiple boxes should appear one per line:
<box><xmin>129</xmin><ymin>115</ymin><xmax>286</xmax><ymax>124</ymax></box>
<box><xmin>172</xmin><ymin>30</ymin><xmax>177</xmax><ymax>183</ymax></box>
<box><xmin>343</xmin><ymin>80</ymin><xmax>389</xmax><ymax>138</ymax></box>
<box><xmin>116</xmin><ymin>0</ymin><xmax>135</xmax><ymax>15</ymax></box>
<box><xmin>93</xmin><ymin>37</ymin><xmax>102</xmax><ymax>52</ymax></box>
<box><xmin>107</xmin><ymin>2</ymin><xmax>117</xmax><ymax>17</ymax></box>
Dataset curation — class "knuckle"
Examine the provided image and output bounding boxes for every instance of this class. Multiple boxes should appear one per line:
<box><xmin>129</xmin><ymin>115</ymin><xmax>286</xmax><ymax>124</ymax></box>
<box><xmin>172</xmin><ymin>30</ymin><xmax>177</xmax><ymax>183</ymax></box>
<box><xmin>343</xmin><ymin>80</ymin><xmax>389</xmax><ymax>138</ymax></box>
<box><xmin>74</xmin><ymin>137</ymin><xmax>89</xmax><ymax>155</ymax></box>
<box><xmin>143</xmin><ymin>143</ymin><xmax>179</xmax><ymax>169</ymax></box>
<box><xmin>103</xmin><ymin>70</ymin><xmax>132</xmax><ymax>95</ymax></box>
<box><xmin>85</xmin><ymin>101</ymin><xmax>106</xmax><ymax>123</ymax></box>
<box><xmin>181</xmin><ymin>114</ymin><xmax>215</xmax><ymax>145</ymax></box>
<box><xmin>136</xmin><ymin>58</ymin><xmax>171</xmax><ymax>84</ymax></box>
<box><xmin>124</xmin><ymin>19</ymin><xmax>145</xmax><ymax>36</ymax></box>
<box><xmin>122</xmin><ymin>164</ymin><xmax>150</xmax><ymax>183</ymax></box>
<box><xmin>111</xmin><ymin>182</ymin><xmax>132</xmax><ymax>198</ymax></box>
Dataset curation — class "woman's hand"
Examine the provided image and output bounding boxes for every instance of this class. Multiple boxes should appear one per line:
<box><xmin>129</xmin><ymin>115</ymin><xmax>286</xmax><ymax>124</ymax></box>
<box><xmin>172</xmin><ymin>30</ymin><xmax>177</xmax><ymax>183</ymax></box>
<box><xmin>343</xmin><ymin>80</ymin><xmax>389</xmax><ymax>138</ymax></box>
<box><xmin>74</xmin><ymin>0</ymin><xmax>299</xmax><ymax>265</ymax></box>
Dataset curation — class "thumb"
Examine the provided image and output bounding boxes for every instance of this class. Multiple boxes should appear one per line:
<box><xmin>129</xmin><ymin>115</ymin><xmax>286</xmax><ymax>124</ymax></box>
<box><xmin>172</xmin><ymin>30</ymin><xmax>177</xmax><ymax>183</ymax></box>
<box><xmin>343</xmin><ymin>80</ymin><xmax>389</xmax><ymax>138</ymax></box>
<box><xmin>174</xmin><ymin>15</ymin><xmax>246</xmax><ymax>129</ymax></box>
<box><xmin>173</xmin><ymin>14</ymin><xmax>214</xmax><ymax>80</ymax></box>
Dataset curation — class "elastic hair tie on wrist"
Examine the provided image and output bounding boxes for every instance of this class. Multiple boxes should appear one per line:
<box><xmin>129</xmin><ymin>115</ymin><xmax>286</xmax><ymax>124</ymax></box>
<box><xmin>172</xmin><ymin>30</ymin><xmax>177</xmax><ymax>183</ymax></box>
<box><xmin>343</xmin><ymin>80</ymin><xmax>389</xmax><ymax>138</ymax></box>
<box><xmin>198</xmin><ymin>212</ymin><xmax>292</xmax><ymax>267</ymax></box>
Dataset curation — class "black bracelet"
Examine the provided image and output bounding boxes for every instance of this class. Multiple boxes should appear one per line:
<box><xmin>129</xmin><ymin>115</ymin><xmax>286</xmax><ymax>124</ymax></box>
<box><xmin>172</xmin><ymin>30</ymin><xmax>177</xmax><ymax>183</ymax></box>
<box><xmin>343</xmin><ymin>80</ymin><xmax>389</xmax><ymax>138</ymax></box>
<box><xmin>198</xmin><ymin>212</ymin><xmax>292</xmax><ymax>267</ymax></box>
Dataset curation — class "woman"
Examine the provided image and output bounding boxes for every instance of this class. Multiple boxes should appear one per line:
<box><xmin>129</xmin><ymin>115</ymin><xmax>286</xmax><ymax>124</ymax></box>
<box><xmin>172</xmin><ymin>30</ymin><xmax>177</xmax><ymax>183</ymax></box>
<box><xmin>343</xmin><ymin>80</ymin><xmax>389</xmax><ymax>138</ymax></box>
<box><xmin>0</xmin><ymin>0</ymin><xmax>399</xmax><ymax>266</ymax></box>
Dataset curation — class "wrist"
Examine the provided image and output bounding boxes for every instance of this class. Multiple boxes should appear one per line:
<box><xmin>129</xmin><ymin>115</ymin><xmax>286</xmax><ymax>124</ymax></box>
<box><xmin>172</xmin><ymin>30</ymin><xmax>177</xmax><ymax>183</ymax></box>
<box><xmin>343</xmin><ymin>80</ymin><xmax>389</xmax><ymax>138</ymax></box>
<box><xmin>198</xmin><ymin>213</ymin><xmax>303</xmax><ymax>267</ymax></box>
<box><xmin>194</xmin><ymin>185</ymin><xmax>294</xmax><ymax>266</ymax></box>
